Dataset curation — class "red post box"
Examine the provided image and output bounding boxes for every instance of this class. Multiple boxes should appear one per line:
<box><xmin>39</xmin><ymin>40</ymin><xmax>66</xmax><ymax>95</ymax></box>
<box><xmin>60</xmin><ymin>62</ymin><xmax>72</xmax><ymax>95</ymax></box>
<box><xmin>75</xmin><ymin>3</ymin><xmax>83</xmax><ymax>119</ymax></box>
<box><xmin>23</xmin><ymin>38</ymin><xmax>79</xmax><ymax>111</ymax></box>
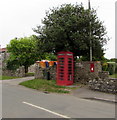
<box><xmin>90</xmin><ymin>63</ymin><xmax>94</xmax><ymax>72</ymax></box>
<box><xmin>57</xmin><ymin>51</ymin><xmax>74</xmax><ymax>86</ymax></box>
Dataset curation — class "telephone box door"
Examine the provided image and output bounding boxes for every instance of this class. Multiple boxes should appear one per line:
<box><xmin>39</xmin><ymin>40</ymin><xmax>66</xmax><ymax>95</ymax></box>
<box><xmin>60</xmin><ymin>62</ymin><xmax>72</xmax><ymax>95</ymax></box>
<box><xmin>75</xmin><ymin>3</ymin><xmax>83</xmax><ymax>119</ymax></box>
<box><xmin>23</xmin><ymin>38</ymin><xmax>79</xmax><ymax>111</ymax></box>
<box><xmin>57</xmin><ymin>51</ymin><xmax>74</xmax><ymax>86</ymax></box>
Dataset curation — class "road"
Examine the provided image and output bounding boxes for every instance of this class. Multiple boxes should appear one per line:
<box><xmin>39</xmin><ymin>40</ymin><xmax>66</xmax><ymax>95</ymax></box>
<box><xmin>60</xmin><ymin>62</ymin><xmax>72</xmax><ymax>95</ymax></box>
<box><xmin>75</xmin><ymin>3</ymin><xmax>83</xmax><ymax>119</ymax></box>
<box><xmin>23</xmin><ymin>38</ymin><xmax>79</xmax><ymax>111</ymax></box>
<box><xmin>1</xmin><ymin>77</ymin><xmax>115</xmax><ymax>118</ymax></box>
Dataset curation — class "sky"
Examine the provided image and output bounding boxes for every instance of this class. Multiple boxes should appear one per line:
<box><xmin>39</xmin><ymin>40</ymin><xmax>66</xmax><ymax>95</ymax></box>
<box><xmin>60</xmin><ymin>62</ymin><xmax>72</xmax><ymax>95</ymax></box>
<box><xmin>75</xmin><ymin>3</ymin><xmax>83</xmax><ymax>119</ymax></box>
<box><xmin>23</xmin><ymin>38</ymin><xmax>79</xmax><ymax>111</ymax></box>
<box><xmin>0</xmin><ymin>0</ymin><xmax>116</xmax><ymax>59</ymax></box>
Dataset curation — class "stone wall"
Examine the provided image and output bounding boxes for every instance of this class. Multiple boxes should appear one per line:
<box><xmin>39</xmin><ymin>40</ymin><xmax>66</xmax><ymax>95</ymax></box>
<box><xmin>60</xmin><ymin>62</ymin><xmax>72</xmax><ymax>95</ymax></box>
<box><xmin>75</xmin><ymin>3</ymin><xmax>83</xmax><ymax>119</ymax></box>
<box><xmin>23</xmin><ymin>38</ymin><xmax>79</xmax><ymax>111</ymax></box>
<box><xmin>1</xmin><ymin>51</ymin><xmax>25</xmax><ymax>77</ymax></box>
<box><xmin>28</xmin><ymin>64</ymin><xmax>35</xmax><ymax>73</ymax></box>
<box><xmin>74</xmin><ymin>61</ymin><xmax>102</xmax><ymax>84</ymax></box>
<box><xmin>88</xmin><ymin>72</ymin><xmax>117</xmax><ymax>93</ymax></box>
<box><xmin>35</xmin><ymin>64</ymin><xmax>56</xmax><ymax>80</ymax></box>
<box><xmin>34</xmin><ymin>61</ymin><xmax>117</xmax><ymax>93</ymax></box>
<box><xmin>2</xmin><ymin>66</ymin><xmax>25</xmax><ymax>77</ymax></box>
<box><xmin>35</xmin><ymin>61</ymin><xmax>102</xmax><ymax>84</ymax></box>
<box><xmin>1</xmin><ymin>52</ymin><xmax>10</xmax><ymax>68</ymax></box>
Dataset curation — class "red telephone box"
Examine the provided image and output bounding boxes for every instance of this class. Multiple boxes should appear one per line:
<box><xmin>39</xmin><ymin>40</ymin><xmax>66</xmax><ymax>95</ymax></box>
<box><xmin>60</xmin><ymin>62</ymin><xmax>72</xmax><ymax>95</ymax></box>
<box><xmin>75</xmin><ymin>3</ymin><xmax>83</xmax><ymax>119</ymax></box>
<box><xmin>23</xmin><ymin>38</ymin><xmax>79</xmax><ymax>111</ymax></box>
<box><xmin>57</xmin><ymin>51</ymin><xmax>74</xmax><ymax>86</ymax></box>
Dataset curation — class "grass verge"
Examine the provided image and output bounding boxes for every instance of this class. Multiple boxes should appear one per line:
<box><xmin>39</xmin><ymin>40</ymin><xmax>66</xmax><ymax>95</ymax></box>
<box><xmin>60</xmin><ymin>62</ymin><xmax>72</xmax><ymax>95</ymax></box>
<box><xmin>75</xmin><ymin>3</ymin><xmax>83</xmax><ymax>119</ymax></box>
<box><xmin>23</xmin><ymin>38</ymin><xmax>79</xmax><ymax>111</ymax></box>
<box><xmin>19</xmin><ymin>79</ymin><xmax>76</xmax><ymax>93</ymax></box>
<box><xmin>25</xmin><ymin>73</ymin><xmax>34</xmax><ymax>76</ymax></box>
<box><xmin>1</xmin><ymin>76</ymin><xmax>20</xmax><ymax>80</ymax></box>
<box><xmin>109</xmin><ymin>74</ymin><xmax>117</xmax><ymax>78</ymax></box>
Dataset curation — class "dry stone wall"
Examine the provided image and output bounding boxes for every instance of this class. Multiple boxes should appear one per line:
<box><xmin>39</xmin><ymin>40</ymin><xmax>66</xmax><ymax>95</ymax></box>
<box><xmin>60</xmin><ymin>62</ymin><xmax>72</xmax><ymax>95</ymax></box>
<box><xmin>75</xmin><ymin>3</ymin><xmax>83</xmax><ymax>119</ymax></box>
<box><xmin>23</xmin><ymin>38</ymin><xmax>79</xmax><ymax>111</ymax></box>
<box><xmin>1</xmin><ymin>52</ymin><xmax>10</xmax><ymax>68</ymax></box>
<box><xmin>35</xmin><ymin>61</ymin><xmax>102</xmax><ymax>84</ymax></box>
<box><xmin>74</xmin><ymin>61</ymin><xmax>102</xmax><ymax>84</ymax></box>
<box><xmin>88</xmin><ymin>77</ymin><xmax>117</xmax><ymax>93</ymax></box>
<box><xmin>2</xmin><ymin>66</ymin><xmax>25</xmax><ymax>77</ymax></box>
<box><xmin>28</xmin><ymin>64</ymin><xmax>35</xmax><ymax>73</ymax></box>
<box><xmin>88</xmin><ymin>71</ymin><xmax>117</xmax><ymax>93</ymax></box>
<box><xmin>35</xmin><ymin>64</ymin><xmax>56</xmax><ymax>80</ymax></box>
<box><xmin>34</xmin><ymin>61</ymin><xmax>117</xmax><ymax>93</ymax></box>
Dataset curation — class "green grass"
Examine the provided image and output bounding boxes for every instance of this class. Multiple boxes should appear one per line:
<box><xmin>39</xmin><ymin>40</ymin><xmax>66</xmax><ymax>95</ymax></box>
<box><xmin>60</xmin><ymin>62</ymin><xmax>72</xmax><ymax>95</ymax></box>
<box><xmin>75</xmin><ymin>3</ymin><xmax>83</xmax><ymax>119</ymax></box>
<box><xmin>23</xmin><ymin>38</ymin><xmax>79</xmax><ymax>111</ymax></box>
<box><xmin>109</xmin><ymin>74</ymin><xmax>117</xmax><ymax>78</ymax></box>
<box><xmin>19</xmin><ymin>79</ymin><xmax>76</xmax><ymax>93</ymax></box>
<box><xmin>1</xmin><ymin>76</ymin><xmax>20</xmax><ymax>80</ymax></box>
<box><xmin>25</xmin><ymin>72</ymin><xmax>34</xmax><ymax>76</ymax></box>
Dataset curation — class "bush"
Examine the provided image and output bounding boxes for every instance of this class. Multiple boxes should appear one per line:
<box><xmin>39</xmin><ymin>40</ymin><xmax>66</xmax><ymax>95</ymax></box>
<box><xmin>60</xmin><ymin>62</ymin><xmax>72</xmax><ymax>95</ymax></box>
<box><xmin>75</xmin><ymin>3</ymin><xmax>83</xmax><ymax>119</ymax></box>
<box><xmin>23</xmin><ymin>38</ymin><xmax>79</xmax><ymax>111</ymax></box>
<box><xmin>102</xmin><ymin>62</ymin><xmax>108</xmax><ymax>71</ymax></box>
<box><xmin>115</xmin><ymin>64</ymin><xmax>117</xmax><ymax>74</ymax></box>
<box><xmin>102</xmin><ymin>62</ymin><xmax>117</xmax><ymax>75</ymax></box>
<box><xmin>107</xmin><ymin>64</ymin><xmax>115</xmax><ymax>75</ymax></box>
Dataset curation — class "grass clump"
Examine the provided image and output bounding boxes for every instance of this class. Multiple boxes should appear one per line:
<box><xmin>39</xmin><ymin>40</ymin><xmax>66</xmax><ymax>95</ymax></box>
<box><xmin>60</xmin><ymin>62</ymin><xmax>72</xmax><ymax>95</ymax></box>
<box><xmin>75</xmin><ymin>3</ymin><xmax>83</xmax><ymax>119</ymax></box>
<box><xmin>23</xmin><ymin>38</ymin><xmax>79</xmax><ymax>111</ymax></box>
<box><xmin>19</xmin><ymin>79</ymin><xmax>74</xmax><ymax>93</ymax></box>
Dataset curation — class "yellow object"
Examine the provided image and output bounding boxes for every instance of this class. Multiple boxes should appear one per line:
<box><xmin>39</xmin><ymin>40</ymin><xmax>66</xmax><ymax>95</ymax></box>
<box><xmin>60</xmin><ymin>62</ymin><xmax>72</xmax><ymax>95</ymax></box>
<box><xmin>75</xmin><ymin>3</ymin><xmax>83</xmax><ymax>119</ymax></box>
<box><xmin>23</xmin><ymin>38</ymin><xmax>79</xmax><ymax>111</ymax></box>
<box><xmin>40</xmin><ymin>61</ymin><xmax>46</xmax><ymax>68</ymax></box>
<box><xmin>49</xmin><ymin>61</ymin><xmax>54</xmax><ymax>66</ymax></box>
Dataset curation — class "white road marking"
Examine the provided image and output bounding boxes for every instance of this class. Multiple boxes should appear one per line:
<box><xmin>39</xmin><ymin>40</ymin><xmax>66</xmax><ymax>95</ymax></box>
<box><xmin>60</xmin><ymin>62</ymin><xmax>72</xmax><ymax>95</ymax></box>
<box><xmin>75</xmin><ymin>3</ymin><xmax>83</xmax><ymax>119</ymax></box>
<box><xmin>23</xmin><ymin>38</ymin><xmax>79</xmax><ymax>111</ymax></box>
<box><xmin>22</xmin><ymin>101</ymin><xmax>71</xmax><ymax>118</ymax></box>
<box><xmin>94</xmin><ymin>97</ymin><xmax>116</xmax><ymax>102</ymax></box>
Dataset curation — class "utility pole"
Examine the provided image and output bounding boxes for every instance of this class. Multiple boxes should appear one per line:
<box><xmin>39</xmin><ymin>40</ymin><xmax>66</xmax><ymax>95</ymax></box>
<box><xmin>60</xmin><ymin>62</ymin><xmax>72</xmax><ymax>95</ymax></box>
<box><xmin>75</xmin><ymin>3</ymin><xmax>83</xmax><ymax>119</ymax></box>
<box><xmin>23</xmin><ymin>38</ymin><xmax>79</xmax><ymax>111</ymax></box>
<box><xmin>88</xmin><ymin>0</ymin><xmax>92</xmax><ymax>61</ymax></box>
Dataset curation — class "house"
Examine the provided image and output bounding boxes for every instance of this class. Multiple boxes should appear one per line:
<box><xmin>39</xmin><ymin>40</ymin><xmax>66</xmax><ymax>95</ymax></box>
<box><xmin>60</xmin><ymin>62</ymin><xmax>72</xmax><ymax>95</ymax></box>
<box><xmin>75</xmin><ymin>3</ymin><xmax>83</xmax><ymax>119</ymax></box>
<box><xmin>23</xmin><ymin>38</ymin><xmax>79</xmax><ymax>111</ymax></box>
<box><xmin>0</xmin><ymin>47</ymin><xmax>9</xmax><ymax>68</ymax></box>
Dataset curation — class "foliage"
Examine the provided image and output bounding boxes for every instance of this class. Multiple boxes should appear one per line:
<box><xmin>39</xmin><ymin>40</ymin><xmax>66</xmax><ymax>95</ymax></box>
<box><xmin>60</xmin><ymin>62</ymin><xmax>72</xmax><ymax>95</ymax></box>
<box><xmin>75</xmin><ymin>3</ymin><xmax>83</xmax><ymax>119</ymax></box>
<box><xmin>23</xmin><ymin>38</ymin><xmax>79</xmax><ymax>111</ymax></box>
<box><xmin>35</xmin><ymin>52</ymin><xmax>57</xmax><ymax>61</ymax></box>
<box><xmin>43</xmin><ymin>53</ymin><xmax>57</xmax><ymax>61</ymax></box>
<box><xmin>25</xmin><ymin>73</ymin><xmax>35</xmax><ymax>76</ymax></box>
<box><xmin>6</xmin><ymin>54</ymin><xmax>20</xmax><ymax>70</ymax></box>
<box><xmin>19</xmin><ymin>79</ymin><xmax>74</xmax><ymax>93</ymax></box>
<box><xmin>107</xmin><ymin>63</ymin><xmax>115</xmax><ymax>75</ymax></box>
<box><xmin>6</xmin><ymin>35</ymin><xmax>39</xmax><ymax>73</ymax></box>
<box><xmin>109</xmin><ymin>74</ymin><xmax>117</xmax><ymax>78</ymax></box>
<box><xmin>102</xmin><ymin>62</ymin><xmax>117</xmax><ymax>75</ymax></box>
<box><xmin>33</xmin><ymin>3</ymin><xmax>109</xmax><ymax>60</ymax></box>
<box><xmin>102</xmin><ymin>62</ymin><xmax>108</xmax><ymax>71</ymax></box>
<box><xmin>116</xmin><ymin>65</ymin><xmax>117</xmax><ymax>74</ymax></box>
<box><xmin>109</xmin><ymin>58</ymin><xmax>117</xmax><ymax>63</ymax></box>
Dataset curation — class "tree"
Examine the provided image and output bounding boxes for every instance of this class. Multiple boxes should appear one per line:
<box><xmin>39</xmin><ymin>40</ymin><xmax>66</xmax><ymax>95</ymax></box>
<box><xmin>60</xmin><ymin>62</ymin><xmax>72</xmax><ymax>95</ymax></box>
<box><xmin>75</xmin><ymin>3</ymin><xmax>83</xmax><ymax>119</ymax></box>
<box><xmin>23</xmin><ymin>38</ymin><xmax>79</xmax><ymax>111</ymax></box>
<box><xmin>110</xmin><ymin>58</ymin><xmax>117</xmax><ymax>63</ymax></box>
<box><xmin>42</xmin><ymin>53</ymin><xmax>57</xmax><ymax>61</ymax></box>
<box><xmin>6</xmin><ymin>35</ymin><xmax>39</xmax><ymax>73</ymax></box>
<box><xmin>33</xmin><ymin>4</ymin><xmax>109</xmax><ymax>60</ymax></box>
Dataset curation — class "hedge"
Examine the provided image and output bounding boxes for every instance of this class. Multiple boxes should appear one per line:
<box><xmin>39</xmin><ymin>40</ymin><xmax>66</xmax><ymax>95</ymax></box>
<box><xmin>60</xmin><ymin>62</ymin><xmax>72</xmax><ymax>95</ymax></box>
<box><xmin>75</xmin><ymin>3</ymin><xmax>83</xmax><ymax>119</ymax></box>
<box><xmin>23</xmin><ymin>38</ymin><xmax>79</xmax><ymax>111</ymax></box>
<box><xmin>102</xmin><ymin>62</ymin><xmax>117</xmax><ymax>75</ymax></box>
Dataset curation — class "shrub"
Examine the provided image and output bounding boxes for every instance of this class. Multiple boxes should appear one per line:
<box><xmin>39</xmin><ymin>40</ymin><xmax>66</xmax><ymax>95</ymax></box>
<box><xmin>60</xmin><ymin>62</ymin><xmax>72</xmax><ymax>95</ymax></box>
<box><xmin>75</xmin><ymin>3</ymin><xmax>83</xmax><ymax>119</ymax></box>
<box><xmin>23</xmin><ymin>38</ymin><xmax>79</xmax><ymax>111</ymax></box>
<box><xmin>115</xmin><ymin>63</ymin><xmax>117</xmax><ymax>74</ymax></box>
<box><xmin>102</xmin><ymin>62</ymin><xmax>117</xmax><ymax>75</ymax></box>
<box><xmin>108</xmin><ymin>64</ymin><xmax>114</xmax><ymax>75</ymax></box>
<box><xmin>107</xmin><ymin>62</ymin><xmax>116</xmax><ymax>75</ymax></box>
<box><xmin>102</xmin><ymin>62</ymin><xmax>108</xmax><ymax>71</ymax></box>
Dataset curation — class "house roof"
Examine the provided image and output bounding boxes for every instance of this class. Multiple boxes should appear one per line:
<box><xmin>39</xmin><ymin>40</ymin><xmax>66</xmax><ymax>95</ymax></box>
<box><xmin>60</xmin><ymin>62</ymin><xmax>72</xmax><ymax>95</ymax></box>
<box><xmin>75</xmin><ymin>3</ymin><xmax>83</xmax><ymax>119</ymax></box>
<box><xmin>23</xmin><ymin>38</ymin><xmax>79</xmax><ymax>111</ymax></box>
<box><xmin>0</xmin><ymin>48</ymin><xmax>7</xmax><ymax>52</ymax></box>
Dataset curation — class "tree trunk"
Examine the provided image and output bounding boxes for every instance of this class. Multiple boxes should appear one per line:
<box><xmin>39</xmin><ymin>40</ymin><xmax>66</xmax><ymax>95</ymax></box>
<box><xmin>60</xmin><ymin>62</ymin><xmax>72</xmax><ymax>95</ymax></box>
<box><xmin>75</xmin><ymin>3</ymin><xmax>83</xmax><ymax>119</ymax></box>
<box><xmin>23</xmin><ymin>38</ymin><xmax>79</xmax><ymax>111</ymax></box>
<box><xmin>24</xmin><ymin>66</ymin><xmax>28</xmax><ymax>73</ymax></box>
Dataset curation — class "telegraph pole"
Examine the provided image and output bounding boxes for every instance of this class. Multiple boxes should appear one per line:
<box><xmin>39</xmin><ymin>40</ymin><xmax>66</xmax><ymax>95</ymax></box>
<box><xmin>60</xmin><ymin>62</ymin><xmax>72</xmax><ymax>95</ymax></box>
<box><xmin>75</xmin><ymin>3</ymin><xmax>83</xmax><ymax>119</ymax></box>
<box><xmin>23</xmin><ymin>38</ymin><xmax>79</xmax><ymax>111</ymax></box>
<box><xmin>88</xmin><ymin>0</ymin><xmax>92</xmax><ymax>61</ymax></box>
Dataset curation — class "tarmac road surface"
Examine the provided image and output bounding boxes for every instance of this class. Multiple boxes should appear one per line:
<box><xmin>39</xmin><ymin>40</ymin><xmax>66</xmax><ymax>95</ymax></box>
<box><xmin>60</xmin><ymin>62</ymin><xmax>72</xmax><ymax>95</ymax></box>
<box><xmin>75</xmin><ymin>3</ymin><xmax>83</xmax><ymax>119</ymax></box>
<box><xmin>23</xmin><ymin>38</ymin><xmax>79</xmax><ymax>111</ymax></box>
<box><xmin>1</xmin><ymin>77</ymin><xmax>115</xmax><ymax>118</ymax></box>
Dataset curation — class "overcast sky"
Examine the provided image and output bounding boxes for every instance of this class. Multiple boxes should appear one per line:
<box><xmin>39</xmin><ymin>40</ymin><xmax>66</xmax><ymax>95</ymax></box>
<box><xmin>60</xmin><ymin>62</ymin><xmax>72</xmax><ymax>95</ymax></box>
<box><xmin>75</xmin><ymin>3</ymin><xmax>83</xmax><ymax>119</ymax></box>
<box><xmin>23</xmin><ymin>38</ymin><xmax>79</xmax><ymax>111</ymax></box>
<box><xmin>0</xmin><ymin>0</ymin><xmax>115</xmax><ymax>59</ymax></box>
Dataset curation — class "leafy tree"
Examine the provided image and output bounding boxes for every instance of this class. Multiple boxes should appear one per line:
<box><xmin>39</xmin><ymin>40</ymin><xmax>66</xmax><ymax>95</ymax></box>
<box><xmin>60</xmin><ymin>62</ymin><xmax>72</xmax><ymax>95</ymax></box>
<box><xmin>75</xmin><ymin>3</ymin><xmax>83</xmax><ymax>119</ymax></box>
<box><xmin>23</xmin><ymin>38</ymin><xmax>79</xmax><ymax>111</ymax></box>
<box><xmin>33</xmin><ymin>4</ymin><xmax>109</xmax><ymax>60</ymax></box>
<box><xmin>42</xmin><ymin>53</ymin><xmax>57</xmax><ymax>61</ymax></box>
<box><xmin>6</xmin><ymin>35</ymin><xmax>39</xmax><ymax>73</ymax></box>
<box><xmin>110</xmin><ymin>58</ymin><xmax>117</xmax><ymax>63</ymax></box>
<box><xmin>36</xmin><ymin>51</ymin><xmax>57</xmax><ymax>61</ymax></box>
